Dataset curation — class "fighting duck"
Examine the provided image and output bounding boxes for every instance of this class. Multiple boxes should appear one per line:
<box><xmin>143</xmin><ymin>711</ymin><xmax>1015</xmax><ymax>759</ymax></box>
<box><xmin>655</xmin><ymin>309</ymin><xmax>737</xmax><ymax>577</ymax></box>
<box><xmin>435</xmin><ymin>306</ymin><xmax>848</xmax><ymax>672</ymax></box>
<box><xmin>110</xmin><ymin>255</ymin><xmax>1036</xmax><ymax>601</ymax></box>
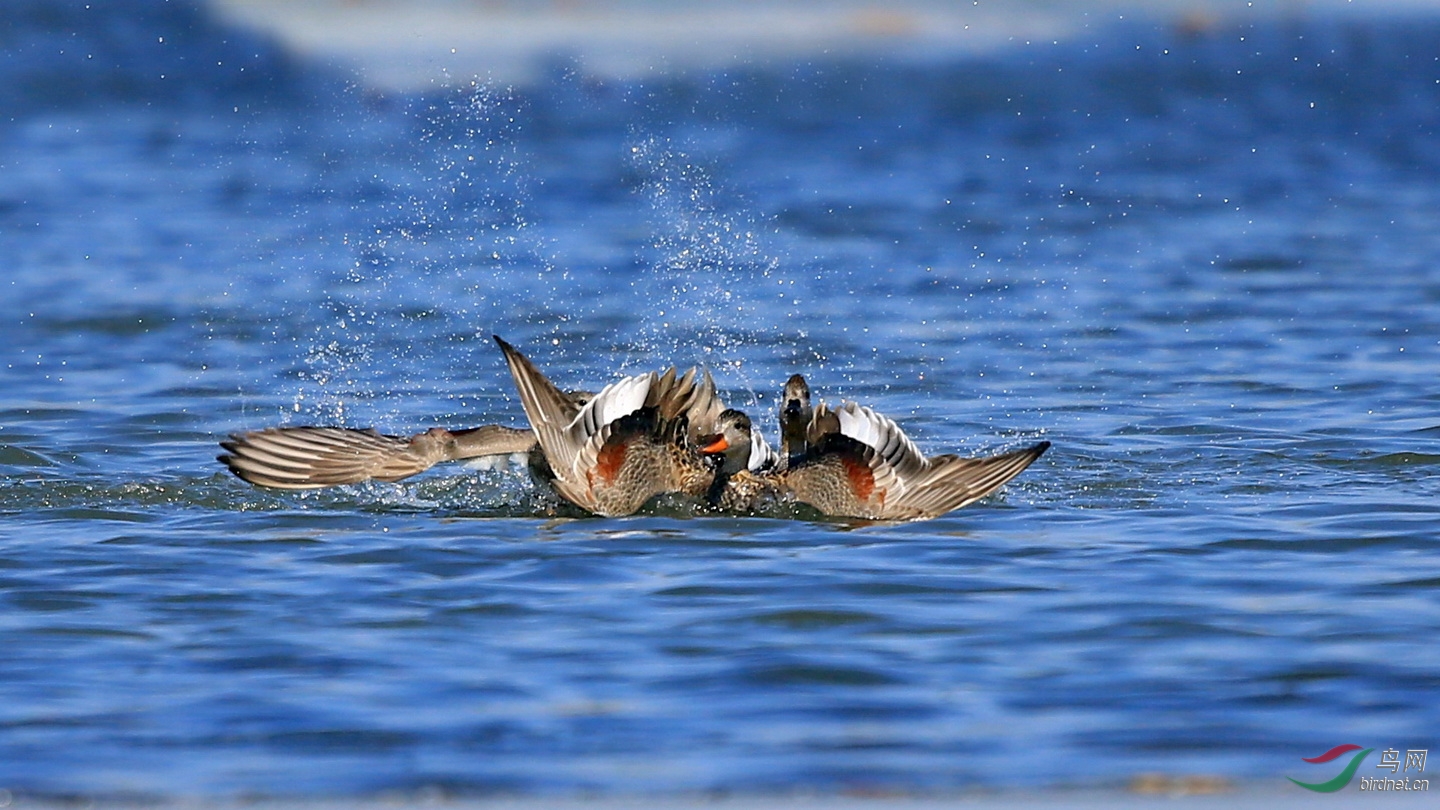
<box><xmin>709</xmin><ymin>377</ymin><xmax>1048</xmax><ymax>520</ymax></box>
<box><xmin>494</xmin><ymin>335</ymin><xmax>750</xmax><ymax>517</ymax></box>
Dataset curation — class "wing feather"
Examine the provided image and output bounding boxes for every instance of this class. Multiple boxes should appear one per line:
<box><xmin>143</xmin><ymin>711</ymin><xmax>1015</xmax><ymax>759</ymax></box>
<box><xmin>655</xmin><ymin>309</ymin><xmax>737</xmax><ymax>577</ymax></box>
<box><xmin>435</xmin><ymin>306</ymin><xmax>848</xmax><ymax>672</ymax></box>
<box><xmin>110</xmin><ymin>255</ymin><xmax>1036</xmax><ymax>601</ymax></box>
<box><xmin>747</xmin><ymin>425</ymin><xmax>781</xmax><ymax>472</ymax></box>
<box><xmin>495</xmin><ymin>335</ymin><xmax>590</xmax><ymax>484</ymax></box>
<box><xmin>495</xmin><ymin>335</ymin><xmax>667</xmax><ymax>511</ymax></box>
<box><xmin>448</xmin><ymin>425</ymin><xmax>536</xmax><ymax>459</ymax></box>
<box><xmin>219</xmin><ymin>426</ymin><xmax>431</xmax><ymax>489</ymax></box>
<box><xmin>794</xmin><ymin>399</ymin><xmax>1048</xmax><ymax>520</ymax></box>
<box><xmin>829</xmin><ymin>402</ymin><xmax>929</xmax><ymax>482</ymax></box>
<box><xmin>880</xmin><ymin>442</ymin><xmax>1050</xmax><ymax>519</ymax></box>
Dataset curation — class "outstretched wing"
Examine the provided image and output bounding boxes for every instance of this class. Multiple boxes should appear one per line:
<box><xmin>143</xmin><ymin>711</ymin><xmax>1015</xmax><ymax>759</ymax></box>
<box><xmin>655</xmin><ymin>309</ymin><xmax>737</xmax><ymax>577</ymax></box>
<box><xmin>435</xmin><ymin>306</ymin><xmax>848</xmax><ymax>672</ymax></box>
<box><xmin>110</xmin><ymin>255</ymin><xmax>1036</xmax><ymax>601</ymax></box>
<box><xmin>800</xmin><ymin>402</ymin><xmax>1048</xmax><ymax>520</ymax></box>
<box><xmin>878</xmin><ymin>442</ymin><xmax>1050</xmax><ymax>520</ymax></box>
<box><xmin>682</xmin><ymin>367</ymin><xmax>727</xmax><ymax>442</ymax></box>
<box><xmin>219</xmin><ymin>426</ymin><xmax>435</xmax><ymax>489</ymax></box>
<box><xmin>448</xmin><ymin>424</ymin><xmax>539</xmax><ymax>459</ymax></box>
<box><xmin>219</xmin><ymin>424</ymin><xmax>539</xmax><ymax>490</ymax></box>
<box><xmin>830</xmin><ymin>401</ymin><xmax>929</xmax><ymax>480</ymax></box>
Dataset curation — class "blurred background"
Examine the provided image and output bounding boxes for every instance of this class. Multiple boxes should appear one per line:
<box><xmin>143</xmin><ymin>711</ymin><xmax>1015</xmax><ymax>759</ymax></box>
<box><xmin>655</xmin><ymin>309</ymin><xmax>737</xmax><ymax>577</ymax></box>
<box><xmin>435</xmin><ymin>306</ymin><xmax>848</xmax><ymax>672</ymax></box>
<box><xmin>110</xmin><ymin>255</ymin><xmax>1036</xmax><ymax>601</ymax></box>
<box><xmin>206</xmin><ymin>0</ymin><xmax>1302</xmax><ymax>91</ymax></box>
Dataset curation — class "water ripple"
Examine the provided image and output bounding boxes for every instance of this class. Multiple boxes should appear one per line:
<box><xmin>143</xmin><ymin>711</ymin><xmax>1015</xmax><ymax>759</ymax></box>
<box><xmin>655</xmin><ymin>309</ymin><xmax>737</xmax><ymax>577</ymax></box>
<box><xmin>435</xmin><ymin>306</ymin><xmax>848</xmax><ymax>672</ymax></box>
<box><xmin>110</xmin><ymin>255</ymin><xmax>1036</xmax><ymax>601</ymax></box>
<box><xmin>4</xmin><ymin>3</ymin><xmax>1440</xmax><ymax>800</ymax></box>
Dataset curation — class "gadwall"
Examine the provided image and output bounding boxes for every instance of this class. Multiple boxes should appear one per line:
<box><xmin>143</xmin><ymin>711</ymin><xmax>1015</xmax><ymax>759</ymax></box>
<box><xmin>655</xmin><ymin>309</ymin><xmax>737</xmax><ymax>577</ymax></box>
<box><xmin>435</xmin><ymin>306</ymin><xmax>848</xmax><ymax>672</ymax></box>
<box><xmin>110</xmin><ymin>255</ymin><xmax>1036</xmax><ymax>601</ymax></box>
<box><xmin>494</xmin><ymin>335</ymin><xmax>742</xmax><ymax>517</ymax></box>
<box><xmin>778</xmin><ymin>373</ymin><xmax>812</xmax><ymax>470</ymax></box>
<box><xmin>709</xmin><ymin>396</ymin><xmax>1048</xmax><ymax>521</ymax></box>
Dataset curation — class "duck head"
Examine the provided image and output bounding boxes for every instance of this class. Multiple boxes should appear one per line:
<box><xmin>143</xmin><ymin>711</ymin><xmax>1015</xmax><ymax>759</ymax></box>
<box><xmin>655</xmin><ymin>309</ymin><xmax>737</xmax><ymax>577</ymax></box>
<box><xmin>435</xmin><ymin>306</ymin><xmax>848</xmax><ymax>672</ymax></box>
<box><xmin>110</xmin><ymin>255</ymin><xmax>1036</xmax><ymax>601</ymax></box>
<box><xmin>782</xmin><ymin>374</ymin><xmax>811</xmax><ymax>424</ymax></box>
<box><xmin>779</xmin><ymin>373</ymin><xmax>812</xmax><ymax>464</ymax></box>
<box><xmin>698</xmin><ymin>408</ymin><xmax>756</xmax><ymax>476</ymax></box>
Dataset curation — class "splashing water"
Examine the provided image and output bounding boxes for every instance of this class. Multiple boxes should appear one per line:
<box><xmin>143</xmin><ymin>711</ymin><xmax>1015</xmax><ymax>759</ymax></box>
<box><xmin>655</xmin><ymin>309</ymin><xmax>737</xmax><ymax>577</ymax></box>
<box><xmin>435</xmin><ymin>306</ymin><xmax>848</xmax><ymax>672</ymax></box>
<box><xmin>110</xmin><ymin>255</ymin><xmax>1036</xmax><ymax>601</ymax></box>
<box><xmin>626</xmin><ymin>135</ymin><xmax>789</xmax><ymax>401</ymax></box>
<box><xmin>288</xmin><ymin>81</ymin><xmax>565</xmax><ymax>425</ymax></box>
<box><xmin>288</xmin><ymin>79</ymin><xmax>818</xmax><ymax>421</ymax></box>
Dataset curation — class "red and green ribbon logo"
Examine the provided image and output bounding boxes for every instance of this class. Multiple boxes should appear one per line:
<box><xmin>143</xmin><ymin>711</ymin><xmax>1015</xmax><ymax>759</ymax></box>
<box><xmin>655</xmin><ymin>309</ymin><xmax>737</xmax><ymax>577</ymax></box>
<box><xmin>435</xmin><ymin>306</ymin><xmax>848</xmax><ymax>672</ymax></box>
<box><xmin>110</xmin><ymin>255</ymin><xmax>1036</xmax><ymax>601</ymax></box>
<box><xmin>1288</xmin><ymin>744</ymin><xmax>1374</xmax><ymax>792</ymax></box>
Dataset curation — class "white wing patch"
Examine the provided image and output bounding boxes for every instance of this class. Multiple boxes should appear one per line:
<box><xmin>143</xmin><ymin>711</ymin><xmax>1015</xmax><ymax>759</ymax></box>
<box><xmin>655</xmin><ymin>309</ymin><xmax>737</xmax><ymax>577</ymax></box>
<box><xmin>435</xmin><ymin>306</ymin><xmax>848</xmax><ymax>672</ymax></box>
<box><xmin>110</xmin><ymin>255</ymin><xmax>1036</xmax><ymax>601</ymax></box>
<box><xmin>835</xmin><ymin>403</ymin><xmax>881</xmax><ymax>448</ymax></box>
<box><xmin>747</xmin><ymin>426</ymin><xmax>781</xmax><ymax>472</ymax></box>
<box><xmin>570</xmin><ymin>373</ymin><xmax>652</xmax><ymax>437</ymax></box>
<box><xmin>834</xmin><ymin>402</ymin><xmax>927</xmax><ymax>470</ymax></box>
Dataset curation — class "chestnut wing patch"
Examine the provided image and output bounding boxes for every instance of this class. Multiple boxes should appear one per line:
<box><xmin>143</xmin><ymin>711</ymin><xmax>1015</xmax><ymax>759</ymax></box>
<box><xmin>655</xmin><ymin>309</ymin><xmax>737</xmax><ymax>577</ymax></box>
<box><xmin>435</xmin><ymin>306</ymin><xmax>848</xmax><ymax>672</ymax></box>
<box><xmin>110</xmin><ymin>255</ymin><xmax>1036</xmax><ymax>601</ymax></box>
<box><xmin>840</xmin><ymin>455</ymin><xmax>877</xmax><ymax>502</ymax></box>
<box><xmin>593</xmin><ymin>441</ymin><xmax>629</xmax><ymax>486</ymax></box>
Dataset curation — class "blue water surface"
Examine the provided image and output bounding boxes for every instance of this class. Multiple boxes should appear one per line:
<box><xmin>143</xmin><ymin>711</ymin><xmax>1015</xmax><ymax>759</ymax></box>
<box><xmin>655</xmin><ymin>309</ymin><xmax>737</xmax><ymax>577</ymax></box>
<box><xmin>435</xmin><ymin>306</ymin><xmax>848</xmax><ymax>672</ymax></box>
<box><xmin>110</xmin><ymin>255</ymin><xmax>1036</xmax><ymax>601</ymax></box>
<box><xmin>2</xmin><ymin>0</ymin><xmax>1440</xmax><ymax>799</ymax></box>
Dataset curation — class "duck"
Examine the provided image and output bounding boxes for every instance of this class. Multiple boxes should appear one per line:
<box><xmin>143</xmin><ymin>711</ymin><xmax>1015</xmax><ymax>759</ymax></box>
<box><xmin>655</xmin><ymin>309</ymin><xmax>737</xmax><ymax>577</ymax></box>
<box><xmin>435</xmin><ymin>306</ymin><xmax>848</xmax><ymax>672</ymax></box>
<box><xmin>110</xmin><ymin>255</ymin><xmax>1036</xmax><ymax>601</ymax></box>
<box><xmin>778</xmin><ymin>373</ymin><xmax>812</xmax><ymax>470</ymax></box>
<box><xmin>216</xmin><ymin>340</ymin><xmax>773</xmax><ymax>500</ymax></box>
<box><xmin>707</xmin><ymin>391</ymin><xmax>1049</xmax><ymax>521</ymax></box>
<box><xmin>494</xmin><ymin>335</ymin><xmax>752</xmax><ymax>517</ymax></box>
